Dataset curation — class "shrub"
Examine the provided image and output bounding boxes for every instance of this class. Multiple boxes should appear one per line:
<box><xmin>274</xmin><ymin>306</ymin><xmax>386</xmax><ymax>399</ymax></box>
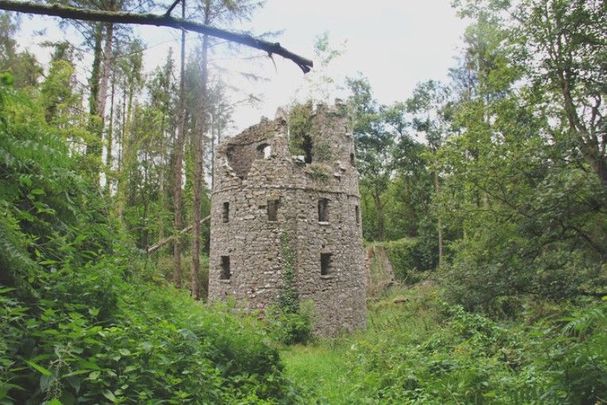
<box><xmin>383</xmin><ymin>238</ymin><xmax>429</xmax><ymax>284</ymax></box>
<box><xmin>267</xmin><ymin>301</ymin><xmax>314</xmax><ymax>346</ymax></box>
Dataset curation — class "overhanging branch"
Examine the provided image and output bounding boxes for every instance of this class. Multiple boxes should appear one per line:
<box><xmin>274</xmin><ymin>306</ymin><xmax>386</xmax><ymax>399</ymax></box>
<box><xmin>0</xmin><ymin>0</ymin><xmax>313</xmax><ymax>73</ymax></box>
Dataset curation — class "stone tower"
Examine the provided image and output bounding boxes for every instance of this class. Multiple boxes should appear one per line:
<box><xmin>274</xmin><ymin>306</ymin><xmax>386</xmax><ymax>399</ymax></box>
<box><xmin>208</xmin><ymin>102</ymin><xmax>366</xmax><ymax>336</ymax></box>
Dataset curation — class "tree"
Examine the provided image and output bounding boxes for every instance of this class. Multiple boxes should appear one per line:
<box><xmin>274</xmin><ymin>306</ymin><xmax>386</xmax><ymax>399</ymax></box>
<box><xmin>436</xmin><ymin>3</ymin><xmax>607</xmax><ymax>312</ymax></box>
<box><xmin>405</xmin><ymin>80</ymin><xmax>453</xmax><ymax>266</ymax></box>
<box><xmin>0</xmin><ymin>12</ymin><xmax>42</xmax><ymax>88</ymax></box>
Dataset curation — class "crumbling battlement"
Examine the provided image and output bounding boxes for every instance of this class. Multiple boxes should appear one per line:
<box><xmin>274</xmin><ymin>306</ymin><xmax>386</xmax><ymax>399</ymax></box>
<box><xmin>209</xmin><ymin>102</ymin><xmax>367</xmax><ymax>336</ymax></box>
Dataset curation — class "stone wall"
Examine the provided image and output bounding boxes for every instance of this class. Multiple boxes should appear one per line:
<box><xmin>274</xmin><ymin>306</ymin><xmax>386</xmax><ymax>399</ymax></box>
<box><xmin>209</xmin><ymin>102</ymin><xmax>367</xmax><ymax>336</ymax></box>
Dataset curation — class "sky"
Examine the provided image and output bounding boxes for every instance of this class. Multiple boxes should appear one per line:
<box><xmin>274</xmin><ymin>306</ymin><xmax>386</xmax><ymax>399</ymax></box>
<box><xmin>15</xmin><ymin>0</ymin><xmax>467</xmax><ymax>134</ymax></box>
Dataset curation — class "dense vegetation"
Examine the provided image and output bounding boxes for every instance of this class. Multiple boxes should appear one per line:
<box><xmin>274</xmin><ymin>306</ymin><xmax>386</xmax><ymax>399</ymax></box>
<box><xmin>0</xmin><ymin>78</ymin><xmax>302</xmax><ymax>403</ymax></box>
<box><xmin>1</xmin><ymin>0</ymin><xmax>606</xmax><ymax>403</ymax></box>
<box><xmin>284</xmin><ymin>284</ymin><xmax>607</xmax><ymax>404</ymax></box>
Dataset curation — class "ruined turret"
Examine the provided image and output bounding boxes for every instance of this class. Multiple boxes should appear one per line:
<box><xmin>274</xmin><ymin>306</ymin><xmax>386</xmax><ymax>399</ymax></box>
<box><xmin>208</xmin><ymin>102</ymin><xmax>366</xmax><ymax>336</ymax></box>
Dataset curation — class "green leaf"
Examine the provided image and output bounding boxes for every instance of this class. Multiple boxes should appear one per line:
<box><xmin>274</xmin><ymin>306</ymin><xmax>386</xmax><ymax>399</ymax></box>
<box><xmin>102</xmin><ymin>390</ymin><xmax>116</xmax><ymax>402</ymax></box>
<box><xmin>25</xmin><ymin>360</ymin><xmax>52</xmax><ymax>377</ymax></box>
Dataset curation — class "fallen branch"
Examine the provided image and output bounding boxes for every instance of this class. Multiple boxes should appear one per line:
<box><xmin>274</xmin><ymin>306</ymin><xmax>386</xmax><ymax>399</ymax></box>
<box><xmin>0</xmin><ymin>0</ymin><xmax>313</xmax><ymax>73</ymax></box>
<box><xmin>147</xmin><ymin>215</ymin><xmax>210</xmax><ymax>254</ymax></box>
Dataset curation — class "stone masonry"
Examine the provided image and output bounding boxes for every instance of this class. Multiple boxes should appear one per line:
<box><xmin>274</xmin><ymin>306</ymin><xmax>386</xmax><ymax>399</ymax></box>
<box><xmin>208</xmin><ymin>102</ymin><xmax>367</xmax><ymax>336</ymax></box>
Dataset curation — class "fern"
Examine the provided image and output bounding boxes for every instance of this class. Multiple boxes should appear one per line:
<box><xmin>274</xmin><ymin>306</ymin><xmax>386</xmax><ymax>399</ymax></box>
<box><xmin>562</xmin><ymin>304</ymin><xmax>607</xmax><ymax>338</ymax></box>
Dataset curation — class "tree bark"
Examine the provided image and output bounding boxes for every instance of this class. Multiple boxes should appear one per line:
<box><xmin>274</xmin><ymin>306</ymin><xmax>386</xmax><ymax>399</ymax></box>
<box><xmin>433</xmin><ymin>170</ymin><xmax>443</xmax><ymax>267</ymax></box>
<box><xmin>0</xmin><ymin>0</ymin><xmax>313</xmax><ymax>73</ymax></box>
<box><xmin>86</xmin><ymin>22</ymin><xmax>103</xmax><ymax>159</ymax></box>
<box><xmin>97</xmin><ymin>22</ymin><xmax>113</xmax><ymax>127</ymax></box>
<box><xmin>105</xmin><ymin>71</ymin><xmax>115</xmax><ymax>195</ymax></box>
<box><xmin>373</xmin><ymin>191</ymin><xmax>385</xmax><ymax>241</ymax></box>
<box><xmin>172</xmin><ymin>0</ymin><xmax>186</xmax><ymax>289</ymax></box>
<box><xmin>191</xmin><ymin>27</ymin><xmax>209</xmax><ymax>300</ymax></box>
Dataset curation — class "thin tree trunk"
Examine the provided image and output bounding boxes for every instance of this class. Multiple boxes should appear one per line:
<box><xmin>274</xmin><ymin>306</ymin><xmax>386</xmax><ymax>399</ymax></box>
<box><xmin>116</xmin><ymin>82</ymin><xmax>135</xmax><ymax>220</ymax></box>
<box><xmin>433</xmin><ymin>171</ymin><xmax>443</xmax><ymax>267</ymax></box>
<box><xmin>86</xmin><ymin>22</ymin><xmax>103</xmax><ymax>159</ymax></box>
<box><xmin>373</xmin><ymin>191</ymin><xmax>385</xmax><ymax>241</ymax></box>
<box><xmin>105</xmin><ymin>71</ymin><xmax>115</xmax><ymax>195</ymax></box>
<box><xmin>97</xmin><ymin>22</ymin><xmax>113</xmax><ymax>126</ymax></box>
<box><xmin>191</xmin><ymin>19</ymin><xmax>210</xmax><ymax>300</ymax></box>
<box><xmin>172</xmin><ymin>0</ymin><xmax>186</xmax><ymax>288</ymax></box>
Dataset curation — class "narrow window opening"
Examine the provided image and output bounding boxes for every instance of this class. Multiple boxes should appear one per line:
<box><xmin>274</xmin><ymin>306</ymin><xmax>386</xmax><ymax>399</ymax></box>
<box><xmin>256</xmin><ymin>143</ymin><xmax>271</xmax><ymax>159</ymax></box>
<box><xmin>220</xmin><ymin>256</ymin><xmax>231</xmax><ymax>280</ymax></box>
<box><xmin>318</xmin><ymin>198</ymin><xmax>329</xmax><ymax>222</ymax></box>
<box><xmin>355</xmin><ymin>205</ymin><xmax>360</xmax><ymax>224</ymax></box>
<box><xmin>321</xmin><ymin>253</ymin><xmax>332</xmax><ymax>276</ymax></box>
<box><xmin>222</xmin><ymin>202</ymin><xmax>229</xmax><ymax>223</ymax></box>
<box><xmin>303</xmin><ymin>135</ymin><xmax>313</xmax><ymax>164</ymax></box>
<box><xmin>350</xmin><ymin>152</ymin><xmax>355</xmax><ymax>166</ymax></box>
<box><xmin>267</xmin><ymin>199</ymin><xmax>279</xmax><ymax>221</ymax></box>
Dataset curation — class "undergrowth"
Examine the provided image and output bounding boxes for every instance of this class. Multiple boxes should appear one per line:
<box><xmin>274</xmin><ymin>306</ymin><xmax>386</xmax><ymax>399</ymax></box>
<box><xmin>282</xmin><ymin>284</ymin><xmax>607</xmax><ymax>404</ymax></box>
<box><xmin>0</xmin><ymin>79</ymin><xmax>306</xmax><ymax>404</ymax></box>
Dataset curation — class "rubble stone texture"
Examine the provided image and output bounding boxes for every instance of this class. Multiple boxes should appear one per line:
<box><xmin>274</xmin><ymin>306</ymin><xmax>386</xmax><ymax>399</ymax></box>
<box><xmin>208</xmin><ymin>102</ymin><xmax>367</xmax><ymax>336</ymax></box>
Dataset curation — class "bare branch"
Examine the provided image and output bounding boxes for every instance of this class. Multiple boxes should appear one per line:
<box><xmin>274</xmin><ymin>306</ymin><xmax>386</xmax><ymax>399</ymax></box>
<box><xmin>0</xmin><ymin>0</ymin><xmax>313</xmax><ymax>73</ymax></box>
<box><xmin>148</xmin><ymin>215</ymin><xmax>210</xmax><ymax>254</ymax></box>
<box><xmin>164</xmin><ymin>0</ymin><xmax>181</xmax><ymax>16</ymax></box>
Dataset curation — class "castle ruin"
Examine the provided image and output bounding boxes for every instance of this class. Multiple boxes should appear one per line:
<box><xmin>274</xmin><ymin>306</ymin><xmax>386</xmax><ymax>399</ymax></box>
<box><xmin>208</xmin><ymin>102</ymin><xmax>367</xmax><ymax>336</ymax></box>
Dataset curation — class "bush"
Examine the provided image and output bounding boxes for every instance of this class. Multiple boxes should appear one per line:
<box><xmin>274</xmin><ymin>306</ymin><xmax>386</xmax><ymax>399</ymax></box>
<box><xmin>383</xmin><ymin>238</ymin><xmax>430</xmax><ymax>284</ymax></box>
<box><xmin>267</xmin><ymin>301</ymin><xmax>314</xmax><ymax>346</ymax></box>
<box><xmin>345</xmin><ymin>285</ymin><xmax>607</xmax><ymax>404</ymax></box>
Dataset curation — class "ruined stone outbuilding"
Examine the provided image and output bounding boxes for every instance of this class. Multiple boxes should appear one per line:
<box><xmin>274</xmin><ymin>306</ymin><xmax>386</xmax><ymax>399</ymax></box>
<box><xmin>208</xmin><ymin>102</ymin><xmax>367</xmax><ymax>336</ymax></box>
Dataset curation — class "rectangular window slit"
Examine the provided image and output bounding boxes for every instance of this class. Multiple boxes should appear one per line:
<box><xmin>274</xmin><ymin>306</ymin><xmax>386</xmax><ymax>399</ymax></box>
<box><xmin>220</xmin><ymin>256</ymin><xmax>231</xmax><ymax>280</ymax></box>
<box><xmin>222</xmin><ymin>202</ymin><xmax>229</xmax><ymax>223</ymax></box>
<box><xmin>318</xmin><ymin>198</ymin><xmax>329</xmax><ymax>222</ymax></box>
<box><xmin>321</xmin><ymin>253</ymin><xmax>332</xmax><ymax>276</ymax></box>
<box><xmin>267</xmin><ymin>199</ymin><xmax>279</xmax><ymax>221</ymax></box>
<box><xmin>355</xmin><ymin>205</ymin><xmax>360</xmax><ymax>224</ymax></box>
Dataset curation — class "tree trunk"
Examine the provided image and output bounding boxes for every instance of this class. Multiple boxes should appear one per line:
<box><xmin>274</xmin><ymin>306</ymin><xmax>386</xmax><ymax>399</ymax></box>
<box><xmin>373</xmin><ymin>191</ymin><xmax>385</xmax><ymax>241</ymax></box>
<box><xmin>433</xmin><ymin>170</ymin><xmax>444</xmax><ymax>267</ymax></box>
<box><xmin>172</xmin><ymin>0</ymin><xmax>186</xmax><ymax>289</ymax></box>
<box><xmin>86</xmin><ymin>22</ymin><xmax>103</xmax><ymax>160</ymax></box>
<box><xmin>105</xmin><ymin>71</ymin><xmax>116</xmax><ymax>195</ymax></box>
<box><xmin>191</xmin><ymin>17</ymin><xmax>210</xmax><ymax>300</ymax></box>
<box><xmin>115</xmin><ymin>80</ymin><xmax>135</xmax><ymax>220</ymax></box>
<box><xmin>97</xmin><ymin>22</ymin><xmax>113</xmax><ymax>127</ymax></box>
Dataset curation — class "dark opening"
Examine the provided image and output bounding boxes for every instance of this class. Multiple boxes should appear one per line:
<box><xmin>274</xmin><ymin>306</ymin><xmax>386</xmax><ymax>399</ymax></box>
<box><xmin>267</xmin><ymin>199</ymin><xmax>279</xmax><ymax>221</ymax></box>
<box><xmin>350</xmin><ymin>152</ymin><xmax>355</xmax><ymax>166</ymax></box>
<box><xmin>318</xmin><ymin>198</ymin><xmax>329</xmax><ymax>222</ymax></box>
<box><xmin>256</xmin><ymin>143</ymin><xmax>271</xmax><ymax>159</ymax></box>
<box><xmin>222</xmin><ymin>202</ymin><xmax>229</xmax><ymax>223</ymax></box>
<box><xmin>220</xmin><ymin>256</ymin><xmax>231</xmax><ymax>280</ymax></box>
<box><xmin>355</xmin><ymin>205</ymin><xmax>360</xmax><ymax>224</ymax></box>
<box><xmin>321</xmin><ymin>253</ymin><xmax>332</xmax><ymax>275</ymax></box>
<box><xmin>303</xmin><ymin>135</ymin><xmax>313</xmax><ymax>164</ymax></box>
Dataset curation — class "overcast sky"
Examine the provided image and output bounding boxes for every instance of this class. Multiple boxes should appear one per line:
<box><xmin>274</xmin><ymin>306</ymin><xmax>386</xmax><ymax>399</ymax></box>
<box><xmin>17</xmin><ymin>0</ymin><xmax>467</xmax><ymax>134</ymax></box>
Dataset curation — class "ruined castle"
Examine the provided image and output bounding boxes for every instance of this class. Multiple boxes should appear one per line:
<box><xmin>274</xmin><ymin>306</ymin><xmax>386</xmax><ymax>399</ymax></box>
<box><xmin>208</xmin><ymin>102</ymin><xmax>367</xmax><ymax>336</ymax></box>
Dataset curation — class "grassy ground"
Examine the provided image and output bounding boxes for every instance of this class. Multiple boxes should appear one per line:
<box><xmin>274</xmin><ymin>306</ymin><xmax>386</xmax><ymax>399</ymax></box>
<box><xmin>280</xmin><ymin>285</ymin><xmax>435</xmax><ymax>404</ymax></box>
<box><xmin>281</xmin><ymin>343</ymin><xmax>354</xmax><ymax>404</ymax></box>
<box><xmin>281</xmin><ymin>283</ymin><xmax>607</xmax><ymax>404</ymax></box>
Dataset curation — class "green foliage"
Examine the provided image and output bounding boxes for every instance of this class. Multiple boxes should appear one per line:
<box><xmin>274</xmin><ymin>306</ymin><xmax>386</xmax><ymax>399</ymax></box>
<box><xmin>0</xmin><ymin>80</ymin><xmax>302</xmax><ymax>403</ymax></box>
<box><xmin>383</xmin><ymin>238</ymin><xmax>432</xmax><ymax>284</ymax></box>
<box><xmin>268</xmin><ymin>233</ymin><xmax>313</xmax><ymax>346</ymax></box>
<box><xmin>267</xmin><ymin>302</ymin><xmax>314</xmax><ymax>347</ymax></box>
<box><xmin>288</xmin><ymin>102</ymin><xmax>313</xmax><ymax>158</ymax></box>
<box><xmin>306</xmin><ymin>163</ymin><xmax>330</xmax><ymax>182</ymax></box>
<box><xmin>284</xmin><ymin>285</ymin><xmax>607</xmax><ymax>404</ymax></box>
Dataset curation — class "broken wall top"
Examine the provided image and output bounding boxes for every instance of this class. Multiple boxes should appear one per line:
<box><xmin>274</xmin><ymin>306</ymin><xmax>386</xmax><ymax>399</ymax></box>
<box><xmin>214</xmin><ymin>102</ymin><xmax>359</xmax><ymax>196</ymax></box>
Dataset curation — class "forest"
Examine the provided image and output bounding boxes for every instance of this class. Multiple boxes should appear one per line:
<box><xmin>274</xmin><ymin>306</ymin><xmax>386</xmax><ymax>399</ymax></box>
<box><xmin>0</xmin><ymin>0</ymin><xmax>606</xmax><ymax>403</ymax></box>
